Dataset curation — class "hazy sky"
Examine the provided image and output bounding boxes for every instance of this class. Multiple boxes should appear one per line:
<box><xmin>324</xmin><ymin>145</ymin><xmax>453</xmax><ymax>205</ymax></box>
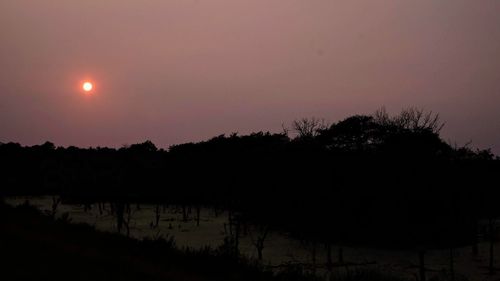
<box><xmin>1</xmin><ymin>1</ymin><xmax>499</xmax><ymax>152</ymax></box>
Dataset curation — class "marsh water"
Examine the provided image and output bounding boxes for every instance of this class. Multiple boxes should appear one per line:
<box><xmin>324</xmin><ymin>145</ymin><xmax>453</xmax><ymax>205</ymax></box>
<box><xmin>6</xmin><ymin>196</ymin><xmax>498</xmax><ymax>280</ymax></box>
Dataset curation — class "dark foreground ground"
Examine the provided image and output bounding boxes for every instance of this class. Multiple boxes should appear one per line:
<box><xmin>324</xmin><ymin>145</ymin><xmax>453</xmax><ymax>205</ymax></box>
<box><xmin>0</xmin><ymin>201</ymin><xmax>423</xmax><ymax>281</ymax></box>
<box><xmin>0</xmin><ymin>201</ymin><xmax>291</xmax><ymax>281</ymax></box>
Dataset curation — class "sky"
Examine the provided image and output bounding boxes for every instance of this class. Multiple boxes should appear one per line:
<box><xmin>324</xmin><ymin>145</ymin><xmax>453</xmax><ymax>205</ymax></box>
<box><xmin>1</xmin><ymin>0</ymin><xmax>499</xmax><ymax>153</ymax></box>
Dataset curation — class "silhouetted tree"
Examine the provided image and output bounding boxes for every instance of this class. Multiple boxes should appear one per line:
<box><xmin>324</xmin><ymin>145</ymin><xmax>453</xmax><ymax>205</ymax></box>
<box><xmin>50</xmin><ymin>196</ymin><xmax>61</xmax><ymax>218</ymax></box>
<box><xmin>249</xmin><ymin>225</ymin><xmax>270</xmax><ymax>261</ymax></box>
<box><xmin>292</xmin><ymin>117</ymin><xmax>327</xmax><ymax>140</ymax></box>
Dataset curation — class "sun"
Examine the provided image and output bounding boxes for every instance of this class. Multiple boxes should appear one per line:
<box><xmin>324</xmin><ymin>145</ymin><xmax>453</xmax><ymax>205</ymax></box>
<box><xmin>82</xmin><ymin>82</ymin><xmax>93</xmax><ymax>92</ymax></box>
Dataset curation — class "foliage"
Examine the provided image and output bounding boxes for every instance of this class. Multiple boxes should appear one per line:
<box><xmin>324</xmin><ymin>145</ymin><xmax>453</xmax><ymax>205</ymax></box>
<box><xmin>0</xmin><ymin>109</ymin><xmax>498</xmax><ymax>251</ymax></box>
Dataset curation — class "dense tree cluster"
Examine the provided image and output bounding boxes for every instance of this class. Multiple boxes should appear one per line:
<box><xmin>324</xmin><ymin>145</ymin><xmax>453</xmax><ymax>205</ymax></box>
<box><xmin>1</xmin><ymin>108</ymin><xmax>498</xmax><ymax>252</ymax></box>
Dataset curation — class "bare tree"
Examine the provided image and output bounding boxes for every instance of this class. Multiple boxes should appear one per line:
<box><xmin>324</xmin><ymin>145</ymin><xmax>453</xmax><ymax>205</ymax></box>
<box><xmin>418</xmin><ymin>250</ymin><xmax>426</xmax><ymax>281</ymax></box>
<box><xmin>292</xmin><ymin>117</ymin><xmax>328</xmax><ymax>139</ymax></box>
<box><xmin>123</xmin><ymin>203</ymin><xmax>135</xmax><ymax>237</ymax></box>
<box><xmin>50</xmin><ymin>196</ymin><xmax>61</xmax><ymax>218</ymax></box>
<box><xmin>196</xmin><ymin>206</ymin><xmax>201</xmax><ymax>227</ymax></box>
<box><xmin>115</xmin><ymin>202</ymin><xmax>124</xmax><ymax>234</ymax></box>
<box><xmin>398</xmin><ymin>108</ymin><xmax>444</xmax><ymax>133</ymax></box>
<box><xmin>221</xmin><ymin>212</ymin><xmax>241</xmax><ymax>256</ymax></box>
<box><xmin>338</xmin><ymin>246</ymin><xmax>344</xmax><ymax>264</ymax></box>
<box><xmin>373</xmin><ymin>107</ymin><xmax>444</xmax><ymax>134</ymax></box>
<box><xmin>450</xmin><ymin>247</ymin><xmax>455</xmax><ymax>281</ymax></box>
<box><xmin>152</xmin><ymin>204</ymin><xmax>161</xmax><ymax>228</ymax></box>
<box><xmin>249</xmin><ymin>225</ymin><xmax>270</xmax><ymax>261</ymax></box>
<box><xmin>97</xmin><ymin>201</ymin><xmax>103</xmax><ymax>216</ymax></box>
<box><xmin>325</xmin><ymin>243</ymin><xmax>333</xmax><ymax>270</ymax></box>
<box><xmin>83</xmin><ymin>202</ymin><xmax>91</xmax><ymax>213</ymax></box>
<box><xmin>373</xmin><ymin>107</ymin><xmax>391</xmax><ymax>126</ymax></box>
<box><xmin>281</xmin><ymin>122</ymin><xmax>290</xmax><ymax>136</ymax></box>
<box><xmin>489</xmin><ymin>218</ymin><xmax>496</xmax><ymax>275</ymax></box>
<box><xmin>182</xmin><ymin>204</ymin><xmax>188</xmax><ymax>222</ymax></box>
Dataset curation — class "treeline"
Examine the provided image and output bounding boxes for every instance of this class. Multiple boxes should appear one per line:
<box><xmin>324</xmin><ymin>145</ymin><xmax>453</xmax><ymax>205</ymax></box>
<box><xmin>1</xmin><ymin>108</ymin><xmax>499</xmax><ymax>251</ymax></box>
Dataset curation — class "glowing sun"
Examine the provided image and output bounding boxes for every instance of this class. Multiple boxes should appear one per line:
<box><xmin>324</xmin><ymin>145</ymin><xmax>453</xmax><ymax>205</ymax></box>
<box><xmin>82</xmin><ymin>82</ymin><xmax>93</xmax><ymax>92</ymax></box>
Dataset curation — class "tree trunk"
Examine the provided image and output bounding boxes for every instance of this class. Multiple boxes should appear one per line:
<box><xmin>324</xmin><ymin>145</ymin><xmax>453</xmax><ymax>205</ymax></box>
<box><xmin>115</xmin><ymin>202</ymin><xmax>124</xmax><ymax>234</ymax></box>
<box><xmin>326</xmin><ymin>243</ymin><xmax>333</xmax><ymax>271</ymax></box>
<box><xmin>450</xmin><ymin>248</ymin><xmax>455</xmax><ymax>281</ymax></box>
<box><xmin>234</xmin><ymin>220</ymin><xmax>240</xmax><ymax>255</ymax></box>
<box><xmin>419</xmin><ymin>250</ymin><xmax>426</xmax><ymax>281</ymax></box>
<box><xmin>257</xmin><ymin>244</ymin><xmax>263</xmax><ymax>261</ymax></box>
<box><xmin>196</xmin><ymin>206</ymin><xmax>201</xmax><ymax>226</ymax></box>
<box><xmin>155</xmin><ymin>205</ymin><xmax>161</xmax><ymax>228</ymax></box>
<box><xmin>311</xmin><ymin>241</ymin><xmax>317</xmax><ymax>274</ymax></box>
<box><xmin>182</xmin><ymin>204</ymin><xmax>188</xmax><ymax>222</ymax></box>
<box><xmin>124</xmin><ymin>205</ymin><xmax>132</xmax><ymax>238</ymax></box>
<box><xmin>338</xmin><ymin>247</ymin><xmax>344</xmax><ymax>264</ymax></box>
<box><xmin>51</xmin><ymin>196</ymin><xmax>61</xmax><ymax>218</ymax></box>
<box><xmin>490</xmin><ymin>218</ymin><xmax>495</xmax><ymax>275</ymax></box>
<box><xmin>472</xmin><ymin>219</ymin><xmax>479</xmax><ymax>256</ymax></box>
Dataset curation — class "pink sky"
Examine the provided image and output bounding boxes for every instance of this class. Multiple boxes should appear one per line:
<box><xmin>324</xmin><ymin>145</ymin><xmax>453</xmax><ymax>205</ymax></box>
<box><xmin>1</xmin><ymin>0</ymin><xmax>499</xmax><ymax>153</ymax></box>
